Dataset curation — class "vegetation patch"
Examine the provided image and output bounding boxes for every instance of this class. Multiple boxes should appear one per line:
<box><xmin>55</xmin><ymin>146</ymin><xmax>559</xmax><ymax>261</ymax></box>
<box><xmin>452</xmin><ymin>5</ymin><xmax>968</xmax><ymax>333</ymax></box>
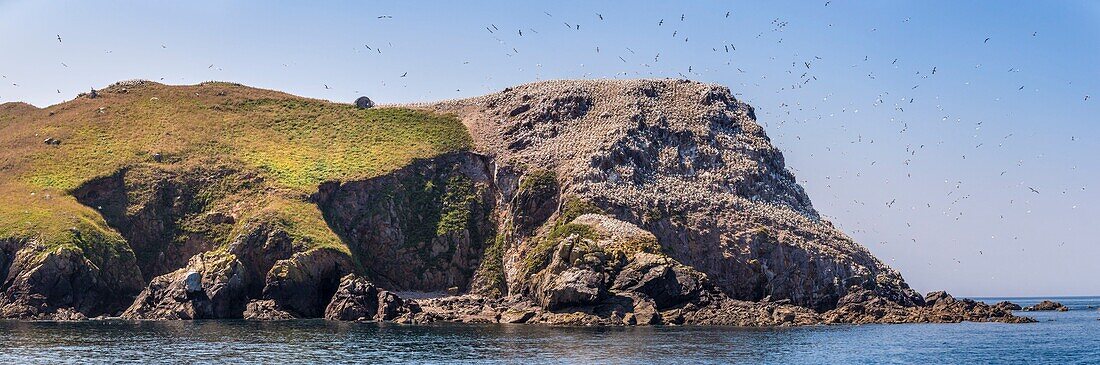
<box><xmin>0</xmin><ymin>81</ymin><xmax>471</xmax><ymax>275</ymax></box>
<box><xmin>522</xmin><ymin>220</ymin><xmax>599</xmax><ymax>275</ymax></box>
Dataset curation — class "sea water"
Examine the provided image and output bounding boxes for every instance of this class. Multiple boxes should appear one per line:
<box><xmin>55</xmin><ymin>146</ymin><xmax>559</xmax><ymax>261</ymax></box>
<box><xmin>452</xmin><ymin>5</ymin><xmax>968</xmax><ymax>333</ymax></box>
<box><xmin>1</xmin><ymin>297</ymin><xmax>1097</xmax><ymax>364</ymax></box>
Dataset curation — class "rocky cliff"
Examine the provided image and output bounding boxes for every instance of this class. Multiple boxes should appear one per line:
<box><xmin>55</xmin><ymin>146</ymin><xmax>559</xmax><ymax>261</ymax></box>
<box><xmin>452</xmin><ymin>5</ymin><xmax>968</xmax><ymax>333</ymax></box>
<box><xmin>0</xmin><ymin>79</ymin><xmax>1029</xmax><ymax>325</ymax></box>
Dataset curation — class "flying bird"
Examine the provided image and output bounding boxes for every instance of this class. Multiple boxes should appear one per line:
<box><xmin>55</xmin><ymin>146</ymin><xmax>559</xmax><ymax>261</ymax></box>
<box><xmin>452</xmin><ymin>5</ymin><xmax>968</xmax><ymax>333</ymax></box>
<box><xmin>1028</xmin><ymin>187</ymin><xmax>1040</xmax><ymax>194</ymax></box>
<box><xmin>400</xmin><ymin>72</ymin><xmax>407</xmax><ymax>78</ymax></box>
<box><xmin>57</xmin><ymin>34</ymin><xmax>62</xmax><ymax>43</ymax></box>
<box><xmin>984</xmin><ymin>37</ymin><xmax>991</xmax><ymax>43</ymax></box>
<box><xmin>597</xmin><ymin>13</ymin><xmax>603</xmax><ymax>20</ymax></box>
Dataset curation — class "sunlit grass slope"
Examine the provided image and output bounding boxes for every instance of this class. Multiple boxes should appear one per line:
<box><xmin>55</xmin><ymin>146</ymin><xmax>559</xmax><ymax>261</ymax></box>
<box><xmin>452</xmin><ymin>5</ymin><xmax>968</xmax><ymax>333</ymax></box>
<box><xmin>0</xmin><ymin>80</ymin><xmax>471</xmax><ymax>266</ymax></box>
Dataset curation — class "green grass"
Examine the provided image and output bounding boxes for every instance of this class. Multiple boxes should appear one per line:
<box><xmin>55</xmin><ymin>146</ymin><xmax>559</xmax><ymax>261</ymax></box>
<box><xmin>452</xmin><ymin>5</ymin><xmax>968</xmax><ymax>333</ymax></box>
<box><xmin>523</xmin><ymin>220</ymin><xmax>599</xmax><ymax>275</ymax></box>
<box><xmin>0</xmin><ymin>81</ymin><xmax>472</xmax><ymax>269</ymax></box>
<box><xmin>12</xmin><ymin>86</ymin><xmax>469</xmax><ymax>193</ymax></box>
<box><xmin>473</xmin><ymin>228</ymin><xmax>509</xmax><ymax>297</ymax></box>
<box><xmin>518</xmin><ymin>169</ymin><xmax>557</xmax><ymax>193</ymax></box>
<box><xmin>437</xmin><ymin>176</ymin><xmax>477</xmax><ymax>236</ymax></box>
<box><xmin>520</xmin><ymin>197</ymin><xmax>664</xmax><ymax>274</ymax></box>
<box><xmin>0</xmin><ymin>184</ymin><xmax>138</xmax><ymax>269</ymax></box>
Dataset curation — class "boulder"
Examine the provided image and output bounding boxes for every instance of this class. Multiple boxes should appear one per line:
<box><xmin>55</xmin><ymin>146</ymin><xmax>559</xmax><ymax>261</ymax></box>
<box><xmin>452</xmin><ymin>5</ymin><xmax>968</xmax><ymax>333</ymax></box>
<box><xmin>377</xmin><ymin>291</ymin><xmax>409</xmax><ymax>321</ymax></box>
<box><xmin>323</xmin><ymin>274</ymin><xmax>420</xmax><ymax>321</ymax></box>
<box><xmin>324</xmin><ymin>275</ymin><xmax>380</xmax><ymax>321</ymax></box>
<box><xmin>499</xmin><ymin>308</ymin><xmax>536</xmax><ymax>324</ymax></box>
<box><xmin>542</xmin><ymin>267</ymin><xmax>605</xmax><ymax>310</ymax></box>
<box><xmin>354</xmin><ymin>96</ymin><xmax>374</xmax><ymax>109</ymax></box>
<box><xmin>612</xmin><ymin>252</ymin><xmax>702</xmax><ymax>310</ymax></box>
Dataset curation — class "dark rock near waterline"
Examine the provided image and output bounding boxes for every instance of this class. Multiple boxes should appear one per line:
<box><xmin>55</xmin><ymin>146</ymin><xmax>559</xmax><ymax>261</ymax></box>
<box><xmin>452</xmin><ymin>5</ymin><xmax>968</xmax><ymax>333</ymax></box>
<box><xmin>1024</xmin><ymin>300</ymin><xmax>1068</xmax><ymax>312</ymax></box>
<box><xmin>993</xmin><ymin>301</ymin><xmax>1022</xmax><ymax>311</ymax></box>
<box><xmin>323</xmin><ymin>274</ymin><xmax>419</xmax><ymax>321</ymax></box>
<box><xmin>243</xmin><ymin>299</ymin><xmax>294</xmax><ymax>320</ymax></box>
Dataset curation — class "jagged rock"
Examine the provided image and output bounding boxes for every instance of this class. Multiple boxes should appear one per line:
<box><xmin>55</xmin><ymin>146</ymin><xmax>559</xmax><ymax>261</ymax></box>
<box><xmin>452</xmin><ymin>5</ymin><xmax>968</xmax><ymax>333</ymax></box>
<box><xmin>324</xmin><ymin>274</ymin><xmax>419</xmax><ymax>321</ymax></box>
<box><xmin>625</xmin><ymin>296</ymin><xmax>660</xmax><ymax>325</ymax></box>
<box><xmin>324</xmin><ymin>274</ymin><xmax>380</xmax><ymax>321</ymax></box>
<box><xmin>122</xmin><ymin>251</ymin><xmax>249</xmax><ymax>320</ymax></box>
<box><xmin>71</xmin><ymin>164</ymin><xmax>259</xmax><ymax>282</ymax></box>
<box><xmin>243</xmin><ymin>300</ymin><xmax>294</xmax><ymax>320</ymax></box>
<box><xmin>612</xmin><ymin>252</ymin><xmax>702</xmax><ymax>310</ymax></box>
<box><xmin>0</xmin><ymin>239</ymin><xmax>142</xmax><ymax>319</ymax></box>
<box><xmin>377</xmin><ymin>290</ymin><xmax>413</xmax><ymax>320</ymax></box>
<box><xmin>430</xmin><ymin>79</ymin><xmax>924</xmax><ymax>311</ymax></box>
<box><xmin>1024</xmin><ymin>300</ymin><xmax>1068</xmax><ymax>312</ymax></box>
<box><xmin>822</xmin><ymin>289</ymin><xmax>1034</xmax><ymax>324</ymax></box>
<box><xmin>511</xmin><ymin>170</ymin><xmax>559</xmax><ymax>234</ymax></box>
<box><xmin>499</xmin><ymin>308</ymin><xmax>536</xmax><ymax>324</ymax></box>
<box><xmin>312</xmin><ymin>152</ymin><xmax>495</xmax><ymax>293</ymax></box>
<box><xmin>262</xmin><ymin>248</ymin><xmax>354</xmax><ymax>318</ymax></box>
<box><xmin>541</xmin><ymin>267</ymin><xmax>606</xmax><ymax>310</ymax></box>
<box><xmin>993</xmin><ymin>301</ymin><xmax>1022</xmax><ymax>311</ymax></box>
<box><xmin>354</xmin><ymin>96</ymin><xmax>374</xmax><ymax>109</ymax></box>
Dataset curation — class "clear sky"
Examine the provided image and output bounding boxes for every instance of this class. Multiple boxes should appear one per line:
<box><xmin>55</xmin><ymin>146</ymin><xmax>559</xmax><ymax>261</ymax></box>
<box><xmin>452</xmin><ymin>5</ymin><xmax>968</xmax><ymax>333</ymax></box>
<box><xmin>1</xmin><ymin>0</ymin><xmax>1097</xmax><ymax>297</ymax></box>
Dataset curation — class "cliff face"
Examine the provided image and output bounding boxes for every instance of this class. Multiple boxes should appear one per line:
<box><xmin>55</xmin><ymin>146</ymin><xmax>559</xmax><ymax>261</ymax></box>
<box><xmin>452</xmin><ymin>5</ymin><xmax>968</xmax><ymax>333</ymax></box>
<box><xmin>427</xmin><ymin>79</ymin><xmax>922</xmax><ymax>311</ymax></box>
<box><xmin>0</xmin><ymin>79</ymin><xmax>1024</xmax><ymax>324</ymax></box>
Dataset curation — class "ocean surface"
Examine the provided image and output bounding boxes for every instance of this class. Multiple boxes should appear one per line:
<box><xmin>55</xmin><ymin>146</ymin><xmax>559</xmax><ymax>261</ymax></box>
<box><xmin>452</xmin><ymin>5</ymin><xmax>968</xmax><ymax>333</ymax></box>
<box><xmin>1</xmin><ymin>297</ymin><xmax>1097</xmax><ymax>364</ymax></box>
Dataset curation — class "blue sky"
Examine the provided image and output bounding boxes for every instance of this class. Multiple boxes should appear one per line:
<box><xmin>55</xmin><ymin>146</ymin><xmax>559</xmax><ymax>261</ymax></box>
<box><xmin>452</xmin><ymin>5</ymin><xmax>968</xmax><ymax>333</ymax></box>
<box><xmin>1</xmin><ymin>0</ymin><xmax>1097</xmax><ymax>297</ymax></box>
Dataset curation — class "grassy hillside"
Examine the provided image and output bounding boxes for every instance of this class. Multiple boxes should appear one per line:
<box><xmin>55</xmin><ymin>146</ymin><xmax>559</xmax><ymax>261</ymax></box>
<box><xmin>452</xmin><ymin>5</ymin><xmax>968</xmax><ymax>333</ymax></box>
<box><xmin>0</xmin><ymin>80</ymin><xmax>471</xmax><ymax>268</ymax></box>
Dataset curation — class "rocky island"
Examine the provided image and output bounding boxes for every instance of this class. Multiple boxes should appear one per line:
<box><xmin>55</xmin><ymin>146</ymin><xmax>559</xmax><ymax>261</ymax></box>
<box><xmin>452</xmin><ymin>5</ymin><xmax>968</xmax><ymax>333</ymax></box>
<box><xmin>0</xmin><ymin>79</ymin><xmax>1032</xmax><ymax>325</ymax></box>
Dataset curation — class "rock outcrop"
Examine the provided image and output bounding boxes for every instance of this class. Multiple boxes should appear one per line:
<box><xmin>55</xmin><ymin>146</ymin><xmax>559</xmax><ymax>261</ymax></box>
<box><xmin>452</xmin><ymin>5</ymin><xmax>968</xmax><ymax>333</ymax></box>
<box><xmin>1024</xmin><ymin>300</ymin><xmax>1068</xmax><ymax>312</ymax></box>
<box><xmin>0</xmin><ymin>79</ymin><xmax>1031</xmax><ymax>326</ymax></box>
<box><xmin>323</xmin><ymin>274</ymin><xmax>420</xmax><ymax>321</ymax></box>
<box><xmin>994</xmin><ymin>301</ymin><xmax>1022</xmax><ymax>311</ymax></box>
